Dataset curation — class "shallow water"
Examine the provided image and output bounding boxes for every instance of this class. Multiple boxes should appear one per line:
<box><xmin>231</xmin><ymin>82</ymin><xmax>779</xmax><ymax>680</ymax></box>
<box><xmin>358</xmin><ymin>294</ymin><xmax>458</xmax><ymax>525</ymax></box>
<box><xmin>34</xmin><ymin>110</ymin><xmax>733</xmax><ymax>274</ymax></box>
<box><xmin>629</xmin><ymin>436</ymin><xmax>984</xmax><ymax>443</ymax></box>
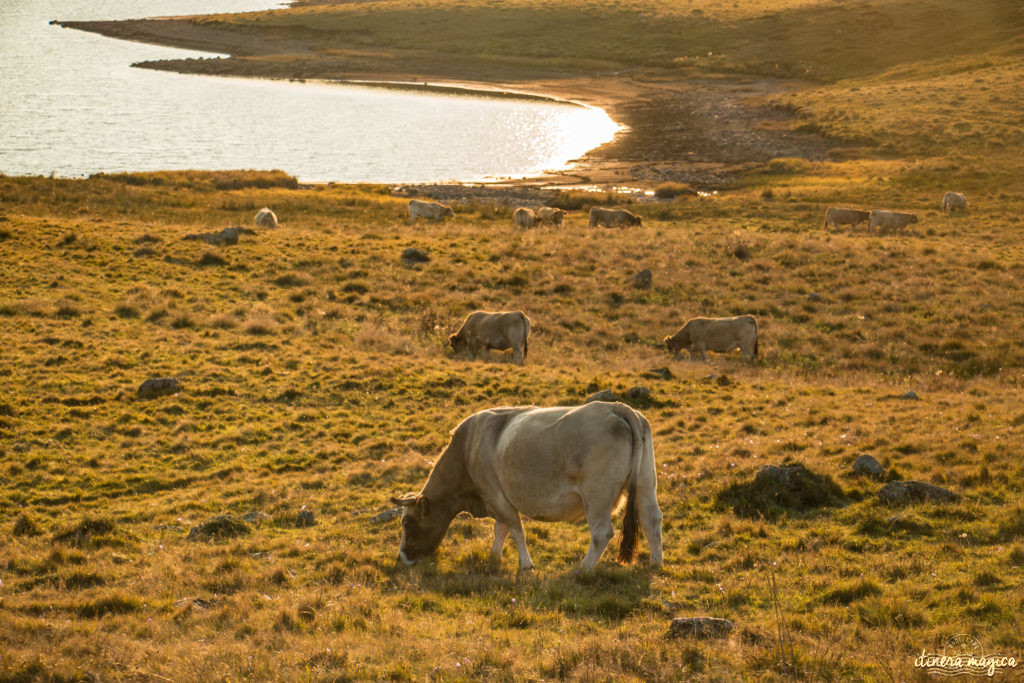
<box><xmin>0</xmin><ymin>0</ymin><xmax>618</xmax><ymax>183</ymax></box>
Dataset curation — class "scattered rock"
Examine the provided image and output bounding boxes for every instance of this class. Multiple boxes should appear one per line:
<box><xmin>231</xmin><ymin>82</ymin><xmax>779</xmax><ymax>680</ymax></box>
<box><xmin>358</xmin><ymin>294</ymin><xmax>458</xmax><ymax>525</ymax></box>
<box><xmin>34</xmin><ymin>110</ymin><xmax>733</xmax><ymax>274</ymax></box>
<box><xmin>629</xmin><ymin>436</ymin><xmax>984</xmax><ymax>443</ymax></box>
<box><xmin>669</xmin><ymin>617</ymin><xmax>734</xmax><ymax>639</ymax></box>
<box><xmin>715</xmin><ymin>463</ymin><xmax>847</xmax><ymax>519</ymax></box>
<box><xmin>852</xmin><ymin>454</ymin><xmax>885</xmax><ymax>479</ymax></box>
<box><xmin>242</xmin><ymin>511</ymin><xmax>270</xmax><ymax>524</ymax></box>
<box><xmin>732</xmin><ymin>244</ymin><xmax>752</xmax><ymax>261</ymax></box>
<box><xmin>369</xmin><ymin>508</ymin><xmax>402</xmax><ymax>524</ymax></box>
<box><xmin>187</xmin><ymin>514</ymin><xmax>250</xmax><ymax>541</ymax></box>
<box><xmin>878</xmin><ymin>480</ymin><xmax>958</xmax><ymax>506</ymax></box>
<box><xmin>183</xmin><ymin>226</ymin><xmax>254</xmax><ymax>245</ymax></box>
<box><xmin>296</xmin><ymin>506</ymin><xmax>316</xmax><ymax>528</ymax></box>
<box><xmin>631</xmin><ymin>269</ymin><xmax>652</xmax><ymax>289</ymax></box>
<box><xmin>585</xmin><ymin>389</ymin><xmax>619</xmax><ymax>403</ymax></box>
<box><xmin>401</xmin><ymin>247</ymin><xmax>430</xmax><ymax>267</ymax></box>
<box><xmin>808</xmin><ymin>292</ymin><xmax>822</xmax><ymax>301</ymax></box>
<box><xmin>716</xmin><ymin>374</ymin><xmax>731</xmax><ymax>387</ymax></box>
<box><xmin>137</xmin><ymin>377</ymin><xmax>182</xmax><ymax>399</ymax></box>
<box><xmin>642</xmin><ymin>367</ymin><xmax>674</xmax><ymax>380</ymax></box>
<box><xmin>623</xmin><ymin>332</ymin><xmax>641</xmax><ymax>344</ymax></box>
<box><xmin>900</xmin><ymin>389</ymin><xmax>920</xmax><ymax>400</ymax></box>
<box><xmin>624</xmin><ymin>386</ymin><xmax>652</xmax><ymax>402</ymax></box>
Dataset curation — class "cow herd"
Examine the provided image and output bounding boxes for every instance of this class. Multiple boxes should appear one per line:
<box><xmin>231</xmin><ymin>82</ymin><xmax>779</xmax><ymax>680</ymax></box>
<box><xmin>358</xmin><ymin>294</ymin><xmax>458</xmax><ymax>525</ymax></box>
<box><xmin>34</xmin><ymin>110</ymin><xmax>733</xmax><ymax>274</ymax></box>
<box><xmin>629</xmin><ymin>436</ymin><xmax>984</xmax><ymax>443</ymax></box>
<box><xmin>253</xmin><ymin>188</ymin><xmax>968</xmax><ymax>571</ymax></box>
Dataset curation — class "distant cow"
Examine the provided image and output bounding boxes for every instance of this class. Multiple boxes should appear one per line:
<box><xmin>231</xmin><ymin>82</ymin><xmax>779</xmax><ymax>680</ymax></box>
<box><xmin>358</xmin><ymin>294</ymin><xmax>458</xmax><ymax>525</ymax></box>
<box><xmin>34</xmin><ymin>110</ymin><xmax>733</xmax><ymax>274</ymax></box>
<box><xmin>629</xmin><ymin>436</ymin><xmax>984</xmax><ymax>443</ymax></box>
<box><xmin>449</xmin><ymin>310</ymin><xmax>531</xmax><ymax>364</ymax></box>
<box><xmin>408</xmin><ymin>199</ymin><xmax>455</xmax><ymax>223</ymax></box>
<box><xmin>391</xmin><ymin>402</ymin><xmax>663</xmax><ymax>571</ymax></box>
<box><xmin>513</xmin><ymin>207</ymin><xmax>538</xmax><ymax>229</ymax></box>
<box><xmin>254</xmin><ymin>207</ymin><xmax>278</xmax><ymax>229</ymax></box>
<box><xmin>589</xmin><ymin>206</ymin><xmax>642</xmax><ymax>228</ymax></box>
<box><xmin>823</xmin><ymin>207</ymin><xmax>870</xmax><ymax>231</ymax></box>
<box><xmin>664</xmin><ymin>315</ymin><xmax>759</xmax><ymax>362</ymax></box>
<box><xmin>537</xmin><ymin>206</ymin><xmax>567</xmax><ymax>226</ymax></box>
<box><xmin>941</xmin><ymin>192</ymin><xmax>968</xmax><ymax>213</ymax></box>
<box><xmin>869</xmin><ymin>210</ymin><xmax>918</xmax><ymax>234</ymax></box>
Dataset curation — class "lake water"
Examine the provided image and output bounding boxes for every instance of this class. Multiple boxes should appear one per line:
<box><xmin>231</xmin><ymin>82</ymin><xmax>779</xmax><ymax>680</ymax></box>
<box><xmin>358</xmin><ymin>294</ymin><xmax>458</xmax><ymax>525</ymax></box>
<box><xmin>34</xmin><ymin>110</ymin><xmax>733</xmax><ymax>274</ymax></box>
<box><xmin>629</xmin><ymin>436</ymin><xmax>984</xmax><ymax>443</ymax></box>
<box><xmin>0</xmin><ymin>0</ymin><xmax>618</xmax><ymax>183</ymax></box>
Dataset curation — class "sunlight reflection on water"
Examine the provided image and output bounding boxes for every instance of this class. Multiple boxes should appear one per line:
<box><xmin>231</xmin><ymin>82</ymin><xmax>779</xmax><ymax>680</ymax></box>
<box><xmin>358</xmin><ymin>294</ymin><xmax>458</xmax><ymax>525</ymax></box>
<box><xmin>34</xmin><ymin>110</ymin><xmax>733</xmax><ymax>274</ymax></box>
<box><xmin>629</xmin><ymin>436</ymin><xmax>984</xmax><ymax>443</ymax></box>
<box><xmin>0</xmin><ymin>0</ymin><xmax>619</xmax><ymax>183</ymax></box>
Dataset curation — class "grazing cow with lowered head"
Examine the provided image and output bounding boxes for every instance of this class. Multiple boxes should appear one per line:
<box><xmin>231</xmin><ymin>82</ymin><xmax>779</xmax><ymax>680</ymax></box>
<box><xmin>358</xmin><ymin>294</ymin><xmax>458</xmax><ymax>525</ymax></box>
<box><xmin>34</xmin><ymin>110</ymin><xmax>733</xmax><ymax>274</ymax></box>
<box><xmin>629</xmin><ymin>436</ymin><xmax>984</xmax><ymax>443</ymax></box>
<box><xmin>589</xmin><ymin>206</ymin><xmax>642</xmax><ymax>228</ymax></box>
<box><xmin>941</xmin><ymin>192</ymin><xmax>968</xmax><ymax>213</ymax></box>
<box><xmin>449</xmin><ymin>310</ymin><xmax>531</xmax><ymax>364</ymax></box>
<box><xmin>664</xmin><ymin>315</ymin><xmax>759</xmax><ymax>362</ymax></box>
<box><xmin>513</xmin><ymin>207</ymin><xmax>538</xmax><ymax>229</ymax></box>
<box><xmin>823</xmin><ymin>207</ymin><xmax>870</xmax><ymax>231</ymax></box>
<box><xmin>869</xmin><ymin>209</ymin><xmax>918</xmax><ymax>234</ymax></box>
<box><xmin>391</xmin><ymin>402</ymin><xmax>663</xmax><ymax>571</ymax></box>
<box><xmin>408</xmin><ymin>199</ymin><xmax>455</xmax><ymax>223</ymax></box>
<box><xmin>254</xmin><ymin>207</ymin><xmax>278</xmax><ymax>229</ymax></box>
<box><xmin>537</xmin><ymin>206</ymin><xmax>567</xmax><ymax>227</ymax></box>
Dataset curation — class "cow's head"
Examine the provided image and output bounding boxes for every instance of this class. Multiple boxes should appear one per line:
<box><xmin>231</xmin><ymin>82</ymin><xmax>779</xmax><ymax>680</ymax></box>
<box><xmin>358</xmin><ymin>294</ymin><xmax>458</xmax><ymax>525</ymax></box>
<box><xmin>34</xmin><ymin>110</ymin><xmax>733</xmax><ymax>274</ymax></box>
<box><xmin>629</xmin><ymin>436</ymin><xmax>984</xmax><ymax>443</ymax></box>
<box><xmin>448</xmin><ymin>331</ymin><xmax>467</xmax><ymax>353</ymax></box>
<box><xmin>909</xmin><ymin>213</ymin><xmax>919</xmax><ymax>224</ymax></box>
<box><xmin>664</xmin><ymin>329</ymin><xmax>689</xmax><ymax>356</ymax></box>
<box><xmin>630</xmin><ymin>213</ymin><xmax>643</xmax><ymax>226</ymax></box>
<box><xmin>391</xmin><ymin>494</ymin><xmax>451</xmax><ymax>565</ymax></box>
<box><xmin>443</xmin><ymin>205</ymin><xmax>455</xmax><ymax>219</ymax></box>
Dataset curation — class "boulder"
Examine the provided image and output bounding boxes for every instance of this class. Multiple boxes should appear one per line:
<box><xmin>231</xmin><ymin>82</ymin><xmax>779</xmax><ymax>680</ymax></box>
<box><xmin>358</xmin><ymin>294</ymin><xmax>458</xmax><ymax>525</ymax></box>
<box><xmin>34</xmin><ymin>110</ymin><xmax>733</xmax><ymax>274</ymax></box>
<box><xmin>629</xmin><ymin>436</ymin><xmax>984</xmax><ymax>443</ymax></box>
<box><xmin>900</xmin><ymin>390</ymin><xmax>920</xmax><ymax>400</ymax></box>
<box><xmin>401</xmin><ymin>247</ymin><xmax>430</xmax><ymax>266</ymax></box>
<box><xmin>631</xmin><ymin>269</ymin><xmax>652</xmax><ymax>289</ymax></box>
<box><xmin>296</xmin><ymin>506</ymin><xmax>316</xmax><ymax>527</ymax></box>
<box><xmin>878</xmin><ymin>480</ymin><xmax>957</xmax><ymax>505</ymax></box>
<box><xmin>137</xmin><ymin>377</ymin><xmax>182</xmax><ymax>399</ymax></box>
<box><xmin>715</xmin><ymin>463</ymin><xmax>847</xmax><ymax>519</ymax></box>
<box><xmin>852</xmin><ymin>454</ymin><xmax>885</xmax><ymax>479</ymax></box>
<box><xmin>585</xmin><ymin>389</ymin><xmax>619</xmax><ymax>404</ymax></box>
<box><xmin>184</xmin><ymin>226</ymin><xmax>254</xmax><ymax>245</ymax></box>
<box><xmin>369</xmin><ymin>508</ymin><xmax>402</xmax><ymax>524</ymax></box>
<box><xmin>669</xmin><ymin>617</ymin><xmax>734</xmax><ymax>639</ymax></box>
<box><xmin>187</xmin><ymin>514</ymin><xmax>250</xmax><ymax>541</ymax></box>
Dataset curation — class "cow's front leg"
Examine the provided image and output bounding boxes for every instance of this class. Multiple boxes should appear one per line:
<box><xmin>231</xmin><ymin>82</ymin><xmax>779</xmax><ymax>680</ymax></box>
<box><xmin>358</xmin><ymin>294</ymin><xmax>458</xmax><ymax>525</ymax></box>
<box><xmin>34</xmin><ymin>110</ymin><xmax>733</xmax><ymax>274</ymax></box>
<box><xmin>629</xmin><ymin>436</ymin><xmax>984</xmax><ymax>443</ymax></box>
<box><xmin>505</xmin><ymin>516</ymin><xmax>534</xmax><ymax>572</ymax></box>
<box><xmin>490</xmin><ymin>520</ymin><xmax>510</xmax><ymax>570</ymax></box>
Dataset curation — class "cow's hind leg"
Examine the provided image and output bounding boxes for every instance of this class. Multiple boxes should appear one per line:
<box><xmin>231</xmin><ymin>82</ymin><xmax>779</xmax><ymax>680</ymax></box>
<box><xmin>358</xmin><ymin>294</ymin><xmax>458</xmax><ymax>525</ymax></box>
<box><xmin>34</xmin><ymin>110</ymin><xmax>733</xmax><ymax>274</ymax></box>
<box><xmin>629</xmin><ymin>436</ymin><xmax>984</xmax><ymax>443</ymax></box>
<box><xmin>490</xmin><ymin>520</ymin><xmax>510</xmax><ymax>570</ymax></box>
<box><xmin>503</xmin><ymin>515</ymin><xmax>534</xmax><ymax>572</ymax></box>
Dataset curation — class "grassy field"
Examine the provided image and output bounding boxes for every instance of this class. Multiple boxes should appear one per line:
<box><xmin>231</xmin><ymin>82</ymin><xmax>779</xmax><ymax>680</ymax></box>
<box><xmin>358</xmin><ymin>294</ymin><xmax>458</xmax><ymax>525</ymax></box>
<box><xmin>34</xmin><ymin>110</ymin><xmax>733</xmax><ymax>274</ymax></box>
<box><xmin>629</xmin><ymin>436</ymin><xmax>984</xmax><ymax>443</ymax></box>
<box><xmin>1</xmin><ymin>168</ymin><xmax>1022</xmax><ymax>680</ymax></box>
<box><xmin>5</xmin><ymin>0</ymin><xmax>1024</xmax><ymax>679</ymax></box>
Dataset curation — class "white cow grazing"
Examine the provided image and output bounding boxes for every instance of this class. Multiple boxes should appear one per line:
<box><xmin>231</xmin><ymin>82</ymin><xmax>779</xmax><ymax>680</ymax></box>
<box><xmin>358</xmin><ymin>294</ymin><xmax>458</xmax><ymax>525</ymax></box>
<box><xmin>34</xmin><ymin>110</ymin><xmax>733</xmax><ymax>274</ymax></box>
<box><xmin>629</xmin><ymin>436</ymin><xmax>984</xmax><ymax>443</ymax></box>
<box><xmin>589</xmin><ymin>206</ymin><xmax>642</xmax><ymax>228</ymax></box>
<box><xmin>392</xmin><ymin>402</ymin><xmax>663</xmax><ymax>571</ymax></box>
<box><xmin>448</xmin><ymin>310</ymin><xmax>531</xmax><ymax>364</ymax></box>
<box><xmin>408</xmin><ymin>199</ymin><xmax>455</xmax><ymax>223</ymax></box>
<box><xmin>664</xmin><ymin>315</ymin><xmax>759</xmax><ymax>362</ymax></box>
<box><xmin>536</xmin><ymin>206</ymin><xmax>567</xmax><ymax>226</ymax></box>
<box><xmin>868</xmin><ymin>210</ymin><xmax>918</xmax><ymax>233</ymax></box>
<box><xmin>254</xmin><ymin>207</ymin><xmax>278</xmax><ymax>229</ymax></box>
<box><xmin>941</xmin><ymin>192</ymin><xmax>968</xmax><ymax>213</ymax></box>
<box><xmin>513</xmin><ymin>207</ymin><xmax>538</xmax><ymax>229</ymax></box>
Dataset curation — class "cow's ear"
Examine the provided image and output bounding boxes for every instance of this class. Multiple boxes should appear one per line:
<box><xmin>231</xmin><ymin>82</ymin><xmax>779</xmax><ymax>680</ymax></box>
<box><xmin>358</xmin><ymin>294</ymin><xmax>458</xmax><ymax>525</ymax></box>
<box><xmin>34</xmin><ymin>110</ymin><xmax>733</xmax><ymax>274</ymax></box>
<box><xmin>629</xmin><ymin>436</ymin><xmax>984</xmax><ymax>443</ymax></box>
<box><xmin>416</xmin><ymin>496</ymin><xmax>430</xmax><ymax>516</ymax></box>
<box><xmin>391</xmin><ymin>495</ymin><xmax>416</xmax><ymax>507</ymax></box>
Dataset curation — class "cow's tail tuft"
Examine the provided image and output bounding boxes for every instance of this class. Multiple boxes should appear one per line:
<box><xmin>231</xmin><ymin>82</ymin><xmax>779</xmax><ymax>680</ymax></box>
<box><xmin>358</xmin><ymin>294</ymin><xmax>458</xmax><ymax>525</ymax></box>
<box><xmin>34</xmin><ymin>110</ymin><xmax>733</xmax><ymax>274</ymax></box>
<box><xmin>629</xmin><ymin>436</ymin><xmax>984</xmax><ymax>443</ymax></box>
<box><xmin>615</xmin><ymin>404</ymin><xmax>644</xmax><ymax>564</ymax></box>
<box><xmin>618</xmin><ymin>479</ymin><xmax>639</xmax><ymax>564</ymax></box>
<box><xmin>753</xmin><ymin>317</ymin><xmax>759</xmax><ymax>359</ymax></box>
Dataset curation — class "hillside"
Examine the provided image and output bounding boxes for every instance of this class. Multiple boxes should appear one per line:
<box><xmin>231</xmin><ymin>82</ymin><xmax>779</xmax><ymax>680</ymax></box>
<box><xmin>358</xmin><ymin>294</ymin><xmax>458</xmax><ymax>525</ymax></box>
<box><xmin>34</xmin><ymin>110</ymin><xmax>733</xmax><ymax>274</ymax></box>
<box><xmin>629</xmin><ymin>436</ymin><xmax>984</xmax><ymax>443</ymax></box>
<box><xmin>0</xmin><ymin>171</ymin><xmax>1021</xmax><ymax>679</ymax></box>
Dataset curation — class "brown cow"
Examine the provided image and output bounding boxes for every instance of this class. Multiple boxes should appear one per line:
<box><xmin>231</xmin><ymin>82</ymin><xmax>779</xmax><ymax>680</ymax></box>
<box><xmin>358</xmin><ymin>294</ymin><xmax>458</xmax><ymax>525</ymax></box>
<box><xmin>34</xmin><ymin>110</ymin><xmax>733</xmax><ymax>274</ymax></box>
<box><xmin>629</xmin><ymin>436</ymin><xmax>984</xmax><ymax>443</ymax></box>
<box><xmin>664</xmin><ymin>315</ymin><xmax>759</xmax><ymax>362</ymax></box>
<box><xmin>868</xmin><ymin>210</ymin><xmax>918</xmax><ymax>234</ymax></box>
<box><xmin>449</xmin><ymin>310</ymin><xmax>531</xmax><ymax>364</ymax></box>
<box><xmin>408</xmin><ymin>199</ymin><xmax>455</xmax><ymax>223</ymax></box>
<box><xmin>391</xmin><ymin>402</ymin><xmax>663</xmax><ymax>571</ymax></box>
<box><xmin>823</xmin><ymin>207</ymin><xmax>870</xmax><ymax>231</ymax></box>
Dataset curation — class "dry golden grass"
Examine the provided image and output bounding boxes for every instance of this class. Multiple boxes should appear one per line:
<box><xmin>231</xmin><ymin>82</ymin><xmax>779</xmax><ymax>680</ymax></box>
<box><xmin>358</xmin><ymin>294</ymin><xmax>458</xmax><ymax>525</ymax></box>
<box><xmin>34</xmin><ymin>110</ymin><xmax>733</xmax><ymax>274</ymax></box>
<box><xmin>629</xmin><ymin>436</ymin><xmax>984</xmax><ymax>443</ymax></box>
<box><xmin>1</xmin><ymin>171</ymin><xmax>1022</xmax><ymax>679</ymax></box>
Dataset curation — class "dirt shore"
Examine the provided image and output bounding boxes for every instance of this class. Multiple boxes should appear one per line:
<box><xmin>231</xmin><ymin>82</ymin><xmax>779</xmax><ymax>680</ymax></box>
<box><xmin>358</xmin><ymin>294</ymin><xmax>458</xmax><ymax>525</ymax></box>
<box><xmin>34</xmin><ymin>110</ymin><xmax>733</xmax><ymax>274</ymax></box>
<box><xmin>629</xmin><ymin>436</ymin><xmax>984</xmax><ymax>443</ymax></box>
<box><xmin>58</xmin><ymin>17</ymin><xmax>830</xmax><ymax>189</ymax></box>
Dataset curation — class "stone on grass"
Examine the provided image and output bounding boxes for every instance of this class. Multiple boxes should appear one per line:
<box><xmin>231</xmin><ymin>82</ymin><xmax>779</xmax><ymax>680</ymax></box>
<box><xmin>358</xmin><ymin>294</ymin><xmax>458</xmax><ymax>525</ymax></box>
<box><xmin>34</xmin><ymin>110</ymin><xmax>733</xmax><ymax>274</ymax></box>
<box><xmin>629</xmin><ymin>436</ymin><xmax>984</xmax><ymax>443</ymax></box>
<box><xmin>642</xmin><ymin>367</ymin><xmax>674</xmax><ymax>380</ymax></box>
<box><xmin>585</xmin><ymin>389</ymin><xmax>619</xmax><ymax>404</ymax></box>
<box><xmin>900</xmin><ymin>389</ymin><xmax>920</xmax><ymax>400</ymax></box>
<box><xmin>137</xmin><ymin>377</ymin><xmax>182</xmax><ymax>399</ymax></box>
<box><xmin>878</xmin><ymin>480</ymin><xmax>957</xmax><ymax>506</ymax></box>
<box><xmin>631</xmin><ymin>269</ymin><xmax>652</xmax><ymax>289</ymax></box>
<box><xmin>853</xmin><ymin>454</ymin><xmax>885</xmax><ymax>479</ymax></box>
<box><xmin>401</xmin><ymin>247</ymin><xmax>430</xmax><ymax>266</ymax></box>
<box><xmin>183</xmin><ymin>226</ymin><xmax>254</xmax><ymax>245</ymax></box>
<box><xmin>187</xmin><ymin>514</ymin><xmax>250</xmax><ymax>541</ymax></box>
<box><xmin>669</xmin><ymin>617</ymin><xmax>734</xmax><ymax>639</ymax></box>
<box><xmin>715</xmin><ymin>462</ymin><xmax>847</xmax><ymax>519</ymax></box>
<box><xmin>370</xmin><ymin>508</ymin><xmax>402</xmax><ymax>524</ymax></box>
<box><xmin>296</xmin><ymin>506</ymin><xmax>316</xmax><ymax>527</ymax></box>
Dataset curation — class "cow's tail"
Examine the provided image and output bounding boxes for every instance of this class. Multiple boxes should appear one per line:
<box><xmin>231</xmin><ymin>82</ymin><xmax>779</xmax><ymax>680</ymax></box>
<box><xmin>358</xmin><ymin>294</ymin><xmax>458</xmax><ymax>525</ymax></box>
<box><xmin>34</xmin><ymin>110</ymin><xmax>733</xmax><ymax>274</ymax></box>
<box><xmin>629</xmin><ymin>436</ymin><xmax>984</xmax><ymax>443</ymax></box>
<box><xmin>753</xmin><ymin>317</ymin><xmax>759</xmax><ymax>359</ymax></box>
<box><xmin>613</xmin><ymin>404</ymin><xmax>648</xmax><ymax>564</ymax></box>
<box><xmin>521</xmin><ymin>313</ymin><xmax>531</xmax><ymax>361</ymax></box>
